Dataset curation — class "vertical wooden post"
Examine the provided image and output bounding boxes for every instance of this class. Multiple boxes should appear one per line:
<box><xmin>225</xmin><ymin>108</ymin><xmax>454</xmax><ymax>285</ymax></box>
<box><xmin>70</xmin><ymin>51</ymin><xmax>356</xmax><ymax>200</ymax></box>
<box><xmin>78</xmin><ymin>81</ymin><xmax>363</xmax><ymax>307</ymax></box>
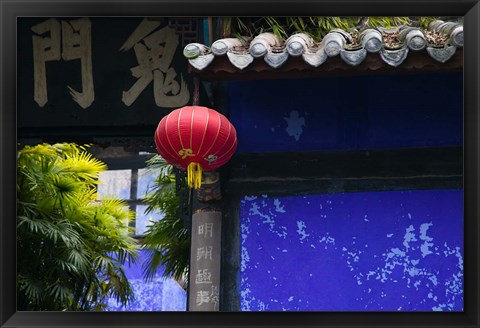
<box><xmin>188</xmin><ymin>209</ymin><xmax>222</xmax><ymax>311</ymax></box>
<box><xmin>187</xmin><ymin>74</ymin><xmax>223</xmax><ymax>311</ymax></box>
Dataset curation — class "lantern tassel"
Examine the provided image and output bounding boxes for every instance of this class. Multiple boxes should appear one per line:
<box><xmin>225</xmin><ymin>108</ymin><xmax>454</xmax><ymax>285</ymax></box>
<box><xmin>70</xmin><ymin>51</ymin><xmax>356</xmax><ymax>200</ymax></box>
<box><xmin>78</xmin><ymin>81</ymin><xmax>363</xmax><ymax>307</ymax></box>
<box><xmin>187</xmin><ymin>162</ymin><xmax>203</xmax><ymax>189</ymax></box>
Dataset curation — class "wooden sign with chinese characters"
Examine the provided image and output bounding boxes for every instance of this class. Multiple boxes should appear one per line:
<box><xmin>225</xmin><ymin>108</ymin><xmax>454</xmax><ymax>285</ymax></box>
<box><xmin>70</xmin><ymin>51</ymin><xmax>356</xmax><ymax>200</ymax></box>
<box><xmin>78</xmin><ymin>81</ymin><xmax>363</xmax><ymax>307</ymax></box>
<box><xmin>18</xmin><ymin>17</ymin><xmax>198</xmax><ymax>138</ymax></box>
<box><xmin>188</xmin><ymin>210</ymin><xmax>222</xmax><ymax>311</ymax></box>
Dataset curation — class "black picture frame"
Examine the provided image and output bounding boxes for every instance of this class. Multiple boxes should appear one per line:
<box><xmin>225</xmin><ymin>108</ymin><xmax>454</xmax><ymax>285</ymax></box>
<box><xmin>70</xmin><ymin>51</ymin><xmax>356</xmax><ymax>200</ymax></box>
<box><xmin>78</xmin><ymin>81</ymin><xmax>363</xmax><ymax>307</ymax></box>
<box><xmin>1</xmin><ymin>1</ymin><xmax>478</xmax><ymax>327</ymax></box>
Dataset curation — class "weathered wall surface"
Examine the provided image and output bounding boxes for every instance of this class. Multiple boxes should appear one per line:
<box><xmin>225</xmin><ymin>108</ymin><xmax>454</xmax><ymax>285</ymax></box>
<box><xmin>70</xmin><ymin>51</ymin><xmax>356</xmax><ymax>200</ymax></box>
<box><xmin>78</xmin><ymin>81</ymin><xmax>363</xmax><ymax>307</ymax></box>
<box><xmin>239</xmin><ymin>189</ymin><xmax>463</xmax><ymax>311</ymax></box>
<box><xmin>105</xmin><ymin>249</ymin><xmax>187</xmax><ymax>311</ymax></box>
<box><xmin>223</xmin><ymin>71</ymin><xmax>463</xmax><ymax>311</ymax></box>
<box><xmin>227</xmin><ymin>72</ymin><xmax>462</xmax><ymax>153</ymax></box>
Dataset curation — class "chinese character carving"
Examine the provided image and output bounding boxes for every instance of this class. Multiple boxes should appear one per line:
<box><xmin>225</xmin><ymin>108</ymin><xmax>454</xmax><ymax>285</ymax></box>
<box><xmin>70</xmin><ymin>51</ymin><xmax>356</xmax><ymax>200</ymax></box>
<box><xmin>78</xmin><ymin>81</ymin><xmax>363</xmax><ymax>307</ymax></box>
<box><xmin>32</xmin><ymin>18</ymin><xmax>94</xmax><ymax>108</ymax></box>
<box><xmin>195</xmin><ymin>269</ymin><xmax>212</xmax><ymax>285</ymax></box>
<box><xmin>195</xmin><ymin>285</ymin><xmax>219</xmax><ymax>309</ymax></box>
<box><xmin>198</xmin><ymin>223</ymin><xmax>214</xmax><ymax>238</ymax></box>
<box><xmin>210</xmin><ymin>285</ymin><xmax>219</xmax><ymax>311</ymax></box>
<box><xmin>196</xmin><ymin>290</ymin><xmax>210</xmax><ymax>307</ymax></box>
<box><xmin>196</xmin><ymin>246</ymin><xmax>213</xmax><ymax>261</ymax></box>
<box><xmin>120</xmin><ymin>19</ymin><xmax>190</xmax><ymax>108</ymax></box>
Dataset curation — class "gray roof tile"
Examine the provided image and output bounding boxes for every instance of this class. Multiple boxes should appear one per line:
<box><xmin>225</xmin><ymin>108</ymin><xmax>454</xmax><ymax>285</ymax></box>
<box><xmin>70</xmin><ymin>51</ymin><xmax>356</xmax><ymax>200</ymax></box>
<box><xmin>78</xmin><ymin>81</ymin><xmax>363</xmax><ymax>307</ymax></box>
<box><xmin>183</xmin><ymin>20</ymin><xmax>463</xmax><ymax>72</ymax></box>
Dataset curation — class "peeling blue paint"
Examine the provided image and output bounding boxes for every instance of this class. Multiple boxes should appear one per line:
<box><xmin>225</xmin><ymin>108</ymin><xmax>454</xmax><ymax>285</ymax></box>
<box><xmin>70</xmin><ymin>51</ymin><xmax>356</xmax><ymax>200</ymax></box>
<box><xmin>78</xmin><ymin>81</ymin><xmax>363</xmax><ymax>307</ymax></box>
<box><xmin>284</xmin><ymin>110</ymin><xmax>306</xmax><ymax>141</ymax></box>
<box><xmin>239</xmin><ymin>189</ymin><xmax>463</xmax><ymax>311</ymax></box>
<box><xmin>104</xmin><ymin>249</ymin><xmax>186</xmax><ymax>311</ymax></box>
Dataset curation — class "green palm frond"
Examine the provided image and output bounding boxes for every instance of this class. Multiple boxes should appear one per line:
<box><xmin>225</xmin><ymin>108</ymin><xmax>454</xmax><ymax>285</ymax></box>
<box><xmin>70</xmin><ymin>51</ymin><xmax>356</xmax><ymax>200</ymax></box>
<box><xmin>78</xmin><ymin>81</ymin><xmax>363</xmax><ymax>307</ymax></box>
<box><xmin>17</xmin><ymin>215</ymin><xmax>84</xmax><ymax>249</ymax></box>
<box><xmin>54</xmin><ymin>257</ymin><xmax>82</xmax><ymax>274</ymax></box>
<box><xmin>17</xmin><ymin>142</ymin><xmax>139</xmax><ymax>311</ymax></box>
<box><xmin>94</xmin><ymin>253</ymin><xmax>116</xmax><ymax>271</ymax></box>
<box><xmin>141</xmin><ymin>155</ymin><xmax>190</xmax><ymax>282</ymax></box>
<box><xmin>18</xmin><ymin>143</ymin><xmax>57</xmax><ymax>158</ymax></box>
<box><xmin>18</xmin><ymin>274</ymin><xmax>45</xmax><ymax>306</ymax></box>
<box><xmin>114</xmin><ymin>244</ymin><xmax>138</xmax><ymax>265</ymax></box>
<box><xmin>104</xmin><ymin>265</ymin><xmax>135</xmax><ymax>306</ymax></box>
<box><xmin>67</xmin><ymin>248</ymin><xmax>90</xmax><ymax>272</ymax></box>
<box><xmin>145</xmin><ymin>155</ymin><xmax>173</xmax><ymax>176</ymax></box>
<box><xmin>48</xmin><ymin>282</ymin><xmax>73</xmax><ymax>306</ymax></box>
<box><xmin>51</xmin><ymin>175</ymin><xmax>84</xmax><ymax>202</ymax></box>
<box><xmin>142</xmin><ymin>214</ymin><xmax>190</xmax><ymax>281</ymax></box>
<box><xmin>142</xmin><ymin>249</ymin><xmax>164</xmax><ymax>281</ymax></box>
<box><xmin>88</xmin><ymin>199</ymin><xmax>135</xmax><ymax>238</ymax></box>
<box><xmin>99</xmin><ymin>198</ymin><xmax>132</xmax><ymax>219</ymax></box>
<box><xmin>34</xmin><ymin>196</ymin><xmax>57</xmax><ymax>216</ymax></box>
<box><xmin>62</xmin><ymin>151</ymin><xmax>107</xmax><ymax>182</ymax></box>
<box><xmin>142</xmin><ymin>208</ymin><xmax>189</xmax><ymax>281</ymax></box>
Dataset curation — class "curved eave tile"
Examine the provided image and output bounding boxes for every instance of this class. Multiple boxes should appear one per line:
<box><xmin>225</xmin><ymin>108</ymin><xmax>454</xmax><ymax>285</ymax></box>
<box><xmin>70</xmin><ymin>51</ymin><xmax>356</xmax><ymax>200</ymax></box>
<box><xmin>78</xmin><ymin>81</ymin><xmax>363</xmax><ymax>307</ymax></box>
<box><xmin>322</xmin><ymin>32</ymin><xmax>347</xmax><ymax>57</ymax></box>
<box><xmin>360</xmin><ymin>29</ymin><xmax>383</xmax><ymax>53</ymax></box>
<box><xmin>184</xmin><ymin>43</ymin><xmax>210</xmax><ymax>59</ymax></box>
<box><xmin>405</xmin><ymin>30</ymin><xmax>427</xmax><ymax>51</ymax></box>
<box><xmin>430</xmin><ymin>20</ymin><xmax>463</xmax><ymax>47</ymax></box>
<box><xmin>340</xmin><ymin>48</ymin><xmax>367</xmax><ymax>66</ymax></box>
<box><xmin>264</xmin><ymin>51</ymin><xmax>289</xmax><ymax>68</ymax></box>
<box><xmin>450</xmin><ymin>26</ymin><xmax>463</xmax><ymax>47</ymax></box>
<box><xmin>249</xmin><ymin>33</ymin><xmax>282</xmax><ymax>58</ymax></box>
<box><xmin>285</xmin><ymin>33</ymin><xmax>313</xmax><ymax>56</ymax></box>
<box><xmin>427</xmin><ymin>45</ymin><xmax>457</xmax><ymax>63</ymax></box>
<box><xmin>226</xmin><ymin>52</ymin><xmax>254</xmax><ymax>70</ymax></box>
<box><xmin>302</xmin><ymin>48</ymin><xmax>328</xmax><ymax>67</ymax></box>
<box><xmin>211</xmin><ymin>38</ymin><xmax>247</xmax><ymax>55</ymax></box>
<box><xmin>380</xmin><ymin>47</ymin><xmax>410</xmax><ymax>67</ymax></box>
<box><xmin>188</xmin><ymin>53</ymin><xmax>215</xmax><ymax>70</ymax></box>
<box><xmin>184</xmin><ymin>22</ymin><xmax>463</xmax><ymax>72</ymax></box>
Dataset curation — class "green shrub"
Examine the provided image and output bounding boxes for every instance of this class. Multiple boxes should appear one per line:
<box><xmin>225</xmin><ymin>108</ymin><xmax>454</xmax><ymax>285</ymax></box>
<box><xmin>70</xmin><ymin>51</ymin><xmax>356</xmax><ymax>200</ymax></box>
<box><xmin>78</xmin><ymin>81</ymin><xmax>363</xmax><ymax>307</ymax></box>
<box><xmin>17</xmin><ymin>143</ymin><xmax>139</xmax><ymax>311</ymax></box>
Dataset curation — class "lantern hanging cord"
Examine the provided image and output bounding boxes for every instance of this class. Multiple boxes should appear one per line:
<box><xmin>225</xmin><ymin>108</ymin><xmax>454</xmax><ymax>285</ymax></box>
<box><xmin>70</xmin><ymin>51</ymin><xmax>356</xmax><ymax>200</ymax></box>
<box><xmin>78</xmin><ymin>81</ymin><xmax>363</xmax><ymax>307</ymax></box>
<box><xmin>193</xmin><ymin>77</ymin><xmax>200</xmax><ymax>106</ymax></box>
<box><xmin>187</xmin><ymin>162</ymin><xmax>203</xmax><ymax>189</ymax></box>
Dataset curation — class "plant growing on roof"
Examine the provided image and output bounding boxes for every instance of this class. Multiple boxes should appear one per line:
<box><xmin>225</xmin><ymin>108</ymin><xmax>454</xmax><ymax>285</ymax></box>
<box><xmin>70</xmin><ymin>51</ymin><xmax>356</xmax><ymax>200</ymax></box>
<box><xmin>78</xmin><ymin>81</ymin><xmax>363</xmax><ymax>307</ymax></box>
<box><xmin>17</xmin><ymin>142</ymin><xmax>139</xmax><ymax>311</ymax></box>
<box><xmin>141</xmin><ymin>155</ymin><xmax>190</xmax><ymax>286</ymax></box>
<box><xmin>220</xmin><ymin>16</ymin><xmax>440</xmax><ymax>43</ymax></box>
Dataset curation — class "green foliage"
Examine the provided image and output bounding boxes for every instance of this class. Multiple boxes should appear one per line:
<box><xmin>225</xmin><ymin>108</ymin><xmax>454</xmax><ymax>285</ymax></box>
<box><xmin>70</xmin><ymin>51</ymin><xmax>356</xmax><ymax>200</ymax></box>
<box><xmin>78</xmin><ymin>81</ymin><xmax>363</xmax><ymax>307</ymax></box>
<box><xmin>221</xmin><ymin>16</ymin><xmax>439</xmax><ymax>42</ymax></box>
<box><xmin>17</xmin><ymin>143</ymin><xmax>139</xmax><ymax>311</ymax></box>
<box><xmin>141</xmin><ymin>155</ymin><xmax>190</xmax><ymax>283</ymax></box>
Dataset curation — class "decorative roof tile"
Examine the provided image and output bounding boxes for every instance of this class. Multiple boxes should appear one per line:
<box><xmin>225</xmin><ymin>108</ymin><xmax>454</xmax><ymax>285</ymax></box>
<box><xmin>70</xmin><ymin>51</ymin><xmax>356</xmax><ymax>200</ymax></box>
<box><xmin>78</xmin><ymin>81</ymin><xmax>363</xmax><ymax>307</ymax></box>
<box><xmin>183</xmin><ymin>20</ymin><xmax>463</xmax><ymax>75</ymax></box>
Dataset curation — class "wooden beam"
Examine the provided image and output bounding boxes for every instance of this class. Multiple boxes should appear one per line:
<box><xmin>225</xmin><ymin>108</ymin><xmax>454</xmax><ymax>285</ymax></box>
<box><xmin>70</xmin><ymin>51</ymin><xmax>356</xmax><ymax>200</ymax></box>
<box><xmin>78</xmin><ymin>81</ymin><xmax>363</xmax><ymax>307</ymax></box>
<box><xmin>189</xmin><ymin>49</ymin><xmax>463</xmax><ymax>81</ymax></box>
<box><xmin>221</xmin><ymin>147</ymin><xmax>463</xmax><ymax>196</ymax></box>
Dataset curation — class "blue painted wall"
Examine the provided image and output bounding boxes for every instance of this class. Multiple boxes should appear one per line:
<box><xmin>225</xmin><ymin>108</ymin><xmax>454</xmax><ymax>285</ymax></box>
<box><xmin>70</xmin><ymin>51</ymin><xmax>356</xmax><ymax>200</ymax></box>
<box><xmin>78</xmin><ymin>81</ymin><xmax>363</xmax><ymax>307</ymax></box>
<box><xmin>239</xmin><ymin>189</ymin><xmax>463</xmax><ymax>311</ymax></box>
<box><xmin>105</xmin><ymin>249</ymin><xmax>187</xmax><ymax>311</ymax></box>
<box><xmin>227</xmin><ymin>72</ymin><xmax>463</xmax><ymax>153</ymax></box>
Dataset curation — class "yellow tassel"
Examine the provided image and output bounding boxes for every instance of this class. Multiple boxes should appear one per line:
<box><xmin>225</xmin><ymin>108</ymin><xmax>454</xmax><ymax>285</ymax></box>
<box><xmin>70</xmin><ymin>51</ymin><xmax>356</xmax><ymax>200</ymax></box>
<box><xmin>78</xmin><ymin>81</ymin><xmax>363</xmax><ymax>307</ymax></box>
<box><xmin>187</xmin><ymin>162</ymin><xmax>203</xmax><ymax>189</ymax></box>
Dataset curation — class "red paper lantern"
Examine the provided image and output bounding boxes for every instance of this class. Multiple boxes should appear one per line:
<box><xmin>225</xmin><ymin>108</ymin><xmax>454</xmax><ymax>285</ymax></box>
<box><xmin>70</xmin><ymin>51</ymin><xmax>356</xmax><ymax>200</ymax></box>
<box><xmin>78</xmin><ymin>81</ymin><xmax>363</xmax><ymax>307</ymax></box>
<box><xmin>154</xmin><ymin>106</ymin><xmax>238</xmax><ymax>188</ymax></box>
